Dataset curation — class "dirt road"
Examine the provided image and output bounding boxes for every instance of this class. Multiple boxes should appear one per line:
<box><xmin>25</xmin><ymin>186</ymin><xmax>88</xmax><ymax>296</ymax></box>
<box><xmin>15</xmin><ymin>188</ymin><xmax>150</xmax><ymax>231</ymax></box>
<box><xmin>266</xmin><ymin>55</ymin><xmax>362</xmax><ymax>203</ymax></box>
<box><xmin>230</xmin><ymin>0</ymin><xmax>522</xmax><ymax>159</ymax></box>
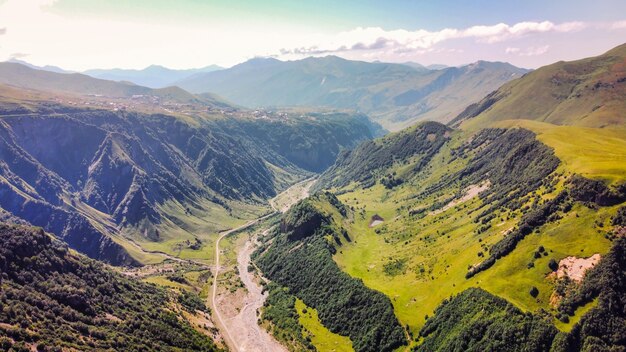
<box><xmin>210</xmin><ymin>177</ymin><xmax>315</xmax><ymax>352</ymax></box>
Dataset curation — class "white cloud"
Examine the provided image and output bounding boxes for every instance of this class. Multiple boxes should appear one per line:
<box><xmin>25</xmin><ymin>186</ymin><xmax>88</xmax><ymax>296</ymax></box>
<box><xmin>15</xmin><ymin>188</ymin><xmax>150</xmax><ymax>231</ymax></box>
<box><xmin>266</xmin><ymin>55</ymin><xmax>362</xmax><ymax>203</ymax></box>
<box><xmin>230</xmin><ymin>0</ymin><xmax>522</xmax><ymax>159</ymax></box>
<box><xmin>505</xmin><ymin>45</ymin><xmax>550</xmax><ymax>56</ymax></box>
<box><xmin>280</xmin><ymin>21</ymin><xmax>586</xmax><ymax>56</ymax></box>
<box><xmin>0</xmin><ymin>0</ymin><xmax>624</xmax><ymax>70</ymax></box>
<box><xmin>9</xmin><ymin>52</ymin><xmax>29</xmax><ymax>59</ymax></box>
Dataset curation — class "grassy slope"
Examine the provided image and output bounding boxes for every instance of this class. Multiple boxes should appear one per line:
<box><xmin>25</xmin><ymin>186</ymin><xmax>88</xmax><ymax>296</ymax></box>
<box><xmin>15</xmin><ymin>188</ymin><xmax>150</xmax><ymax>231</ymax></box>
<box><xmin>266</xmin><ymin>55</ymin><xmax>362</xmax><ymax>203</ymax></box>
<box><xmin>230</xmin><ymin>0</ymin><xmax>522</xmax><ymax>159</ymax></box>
<box><xmin>326</xmin><ymin>128</ymin><xmax>619</xmax><ymax>341</ymax></box>
<box><xmin>456</xmin><ymin>43</ymin><xmax>626</xmax><ymax>129</ymax></box>
<box><xmin>295</xmin><ymin>299</ymin><xmax>354</xmax><ymax>352</ymax></box>
<box><xmin>481</xmin><ymin>120</ymin><xmax>626</xmax><ymax>185</ymax></box>
<box><xmin>131</xmin><ymin>198</ymin><xmax>268</xmax><ymax>264</ymax></box>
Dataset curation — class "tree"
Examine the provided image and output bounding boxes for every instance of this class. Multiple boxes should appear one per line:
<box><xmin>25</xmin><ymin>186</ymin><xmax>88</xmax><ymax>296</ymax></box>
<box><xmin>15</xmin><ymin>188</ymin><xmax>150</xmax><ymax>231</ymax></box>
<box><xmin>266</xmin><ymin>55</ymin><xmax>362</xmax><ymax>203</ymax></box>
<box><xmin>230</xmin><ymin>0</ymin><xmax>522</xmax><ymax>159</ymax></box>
<box><xmin>529</xmin><ymin>286</ymin><xmax>539</xmax><ymax>298</ymax></box>
<box><xmin>548</xmin><ymin>259</ymin><xmax>559</xmax><ymax>272</ymax></box>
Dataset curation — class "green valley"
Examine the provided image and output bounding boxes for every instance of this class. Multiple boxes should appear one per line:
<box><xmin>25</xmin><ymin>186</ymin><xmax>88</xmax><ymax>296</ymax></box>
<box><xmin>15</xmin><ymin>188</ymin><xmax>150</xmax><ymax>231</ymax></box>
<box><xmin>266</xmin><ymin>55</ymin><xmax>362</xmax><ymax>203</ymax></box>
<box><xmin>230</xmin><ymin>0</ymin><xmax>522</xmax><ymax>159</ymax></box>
<box><xmin>1</xmin><ymin>3</ymin><xmax>625</xmax><ymax>351</ymax></box>
<box><xmin>251</xmin><ymin>44</ymin><xmax>626</xmax><ymax>351</ymax></box>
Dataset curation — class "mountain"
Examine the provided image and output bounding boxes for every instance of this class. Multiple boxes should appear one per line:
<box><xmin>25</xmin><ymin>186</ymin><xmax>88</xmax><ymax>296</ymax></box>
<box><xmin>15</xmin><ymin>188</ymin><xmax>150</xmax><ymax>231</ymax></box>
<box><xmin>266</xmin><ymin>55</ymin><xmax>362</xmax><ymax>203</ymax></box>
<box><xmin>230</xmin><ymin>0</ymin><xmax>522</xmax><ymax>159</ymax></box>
<box><xmin>0</xmin><ymin>223</ymin><xmax>221</xmax><ymax>351</ymax></box>
<box><xmin>275</xmin><ymin>121</ymin><xmax>626</xmax><ymax>351</ymax></box>
<box><xmin>6</xmin><ymin>58</ymin><xmax>74</xmax><ymax>74</ymax></box>
<box><xmin>84</xmin><ymin>64</ymin><xmax>224</xmax><ymax>89</ymax></box>
<box><xmin>0</xmin><ymin>61</ymin><xmax>220</xmax><ymax>106</ymax></box>
<box><xmin>254</xmin><ymin>44</ymin><xmax>626</xmax><ymax>351</ymax></box>
<box><xmin>0</xmin><ymin>100</ymin><xmax>374</xmax><ymax>266</ymax></box>
<box><xmin>176</xmin><ymin>55</ymin><xmax>528</xmax><ymax>130</ymax></box>
<box><xmin>426</xmin><ymin>64</ymin><xmax>449</xmax><ymax>70</ymax></box>
<box><xmin>254</xmin><ymin>192</ymin><xmax>407</xmax><ymax>352</ymax></box>
<box><xmin>399</xmin><ymin>61</ymin><xmax>430</xmax><ymax>72</ymax></box>
<box><xmin>452</xmin><ymin>43</ymin><xmax>626</xmax><ymax>128</ymax></box>
<box><xmin>0</xmin><ymin>66</ymin><xmax>376</xmax><ymax>265</ymax></box>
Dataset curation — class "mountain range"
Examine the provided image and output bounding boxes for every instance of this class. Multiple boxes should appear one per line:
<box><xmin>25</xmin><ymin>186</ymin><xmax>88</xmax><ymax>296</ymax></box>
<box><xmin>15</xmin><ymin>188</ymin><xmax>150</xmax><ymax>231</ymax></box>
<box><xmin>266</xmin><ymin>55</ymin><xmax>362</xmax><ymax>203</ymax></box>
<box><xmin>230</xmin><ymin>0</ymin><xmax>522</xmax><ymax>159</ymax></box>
<box><xmin>0</xmin><ymin>41</ymin><xmax>625</xmax><ymax>352</ymax></box>
<box><xmin>250</xmin><ymin>43</ymin><xmax>626</xmax><ymax>351</ymax></box>
<box><xmin>7</xmin><ymin>58</ymin><xmax>224</xmax><ymax>88</ymax></box>
<box><xmin>83</xmin><ymin>64</ymin><xmax>224</xmax><ymax>89</ymax></box>
<box><xmin>0</xmin><ymin>62</ymin><xmax>377</xmax><ymax>266</ymax></box>
<box><xmin>176</xmin><ymin>55</ymin><xmax>528</xmax><ymax>130</ymax></box>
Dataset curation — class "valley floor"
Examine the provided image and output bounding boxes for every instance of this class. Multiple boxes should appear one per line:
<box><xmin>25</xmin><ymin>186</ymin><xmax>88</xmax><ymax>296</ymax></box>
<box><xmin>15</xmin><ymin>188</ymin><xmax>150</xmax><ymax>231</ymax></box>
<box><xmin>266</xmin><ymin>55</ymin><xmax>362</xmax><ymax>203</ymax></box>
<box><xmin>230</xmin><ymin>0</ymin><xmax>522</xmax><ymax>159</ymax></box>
<box><xmin>209</xmin><ymin>178</ymin><xmax>316</xmax><ymax>352</ymax></box>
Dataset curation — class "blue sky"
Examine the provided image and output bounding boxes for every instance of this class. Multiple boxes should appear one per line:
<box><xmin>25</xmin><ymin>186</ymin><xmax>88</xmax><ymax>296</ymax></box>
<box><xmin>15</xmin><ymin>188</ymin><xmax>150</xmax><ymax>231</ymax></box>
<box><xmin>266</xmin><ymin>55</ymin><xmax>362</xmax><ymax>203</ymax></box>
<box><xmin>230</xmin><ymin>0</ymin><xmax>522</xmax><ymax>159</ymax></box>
<box><xmin>0</xmin><ymin>0</ymin><xmax>625</xmax><ymax>70</ymax></box>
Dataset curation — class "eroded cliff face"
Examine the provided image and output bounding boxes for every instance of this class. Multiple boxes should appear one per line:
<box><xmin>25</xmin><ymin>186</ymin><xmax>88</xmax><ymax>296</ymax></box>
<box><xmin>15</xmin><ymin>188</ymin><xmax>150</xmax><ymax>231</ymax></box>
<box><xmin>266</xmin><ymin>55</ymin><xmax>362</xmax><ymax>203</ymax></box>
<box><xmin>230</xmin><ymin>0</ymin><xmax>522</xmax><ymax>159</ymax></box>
<box><xmin>0</xmin><ymin>108</ymin><xmax>374</xmax><ymax>265</ymax></box>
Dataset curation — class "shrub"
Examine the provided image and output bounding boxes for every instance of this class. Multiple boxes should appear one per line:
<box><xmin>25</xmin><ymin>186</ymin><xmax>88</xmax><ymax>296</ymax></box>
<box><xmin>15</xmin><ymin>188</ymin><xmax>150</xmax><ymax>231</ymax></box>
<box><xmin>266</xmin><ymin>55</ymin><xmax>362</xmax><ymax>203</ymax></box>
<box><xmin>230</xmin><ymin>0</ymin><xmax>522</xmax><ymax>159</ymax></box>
<box><xmin>549</xmin><ymin>259</ymin><xmax>559</xmax><ymax>272</ymax></box>
<box><xmin>530</xmin><ymin>287</ymin><xmax>539</xmax><ymax>298</ymax></box>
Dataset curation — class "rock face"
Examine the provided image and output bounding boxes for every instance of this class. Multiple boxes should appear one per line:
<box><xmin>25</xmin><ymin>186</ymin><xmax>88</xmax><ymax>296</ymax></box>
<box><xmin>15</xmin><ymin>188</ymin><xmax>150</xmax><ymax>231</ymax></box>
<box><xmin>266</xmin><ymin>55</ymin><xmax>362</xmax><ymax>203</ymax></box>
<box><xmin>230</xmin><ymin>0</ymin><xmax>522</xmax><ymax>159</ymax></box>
<box><xmin>0</xmin><ymin>107</ymin><xmax>373</xmax><ymax>265</ymax></box>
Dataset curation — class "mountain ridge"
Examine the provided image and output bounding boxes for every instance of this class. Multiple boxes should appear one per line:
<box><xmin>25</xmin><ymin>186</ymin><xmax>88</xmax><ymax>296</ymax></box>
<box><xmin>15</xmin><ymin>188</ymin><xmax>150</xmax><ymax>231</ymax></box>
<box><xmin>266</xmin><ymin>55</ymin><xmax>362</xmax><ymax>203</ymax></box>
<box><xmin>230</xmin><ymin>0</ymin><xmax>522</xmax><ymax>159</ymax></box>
<box><xmin>176</xmin><ymin>55</ymin><xmax>528</xmax><ymax>130</ymax></box>
<box><xmin>84</xmin><ymin>64</ymin><xmax>224</xmax><ymax>88</ymax></box>
<box><xmin>452</xmin><ymin>42</ymin><xmax>626</xmax><ymax>129</ymax></box>
<box><xmin>256</xmin><ymin>43</ymin><xmax>626</xmax><ymax>351</ymax></box>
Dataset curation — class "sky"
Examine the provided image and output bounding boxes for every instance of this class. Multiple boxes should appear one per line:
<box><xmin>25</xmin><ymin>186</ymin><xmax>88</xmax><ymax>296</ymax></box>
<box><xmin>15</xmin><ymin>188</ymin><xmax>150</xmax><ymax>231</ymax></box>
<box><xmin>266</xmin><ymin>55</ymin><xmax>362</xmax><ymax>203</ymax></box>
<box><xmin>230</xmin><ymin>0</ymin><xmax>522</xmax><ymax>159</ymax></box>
<box><xmin>0</xmin><ymin>0</ymin><xmax>625</xmax><ymax>70</ymax></box>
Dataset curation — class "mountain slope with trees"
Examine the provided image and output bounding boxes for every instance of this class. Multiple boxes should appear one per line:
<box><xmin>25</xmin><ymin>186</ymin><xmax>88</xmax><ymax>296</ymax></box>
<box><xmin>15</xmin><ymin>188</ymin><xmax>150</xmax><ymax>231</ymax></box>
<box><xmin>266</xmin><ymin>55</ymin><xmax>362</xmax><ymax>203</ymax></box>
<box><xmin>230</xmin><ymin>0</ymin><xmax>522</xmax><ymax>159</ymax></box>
<box><xmin>291</xmin><ymin>43</ymin><xmax>626</xmax><ymax>351</ymax></box>
<box><xmin>0</xmin><ymin>223</ymin><xmax>221</xmax><ymax>351</ymax></box>
<box><xmin>254</xmin><ymin>192</ymin><xmax>406</xmax><ymax>352</ymax></box>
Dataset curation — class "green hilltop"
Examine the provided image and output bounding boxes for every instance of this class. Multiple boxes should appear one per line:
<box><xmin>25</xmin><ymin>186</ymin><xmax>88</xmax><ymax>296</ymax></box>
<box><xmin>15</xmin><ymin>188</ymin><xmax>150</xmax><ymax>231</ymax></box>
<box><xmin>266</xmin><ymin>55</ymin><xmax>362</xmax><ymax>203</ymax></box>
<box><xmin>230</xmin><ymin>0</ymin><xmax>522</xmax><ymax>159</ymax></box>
<box><xmin>453</xmin><ymin>43</ymin><xmax>626</xmax><ymax>129</ymax></box>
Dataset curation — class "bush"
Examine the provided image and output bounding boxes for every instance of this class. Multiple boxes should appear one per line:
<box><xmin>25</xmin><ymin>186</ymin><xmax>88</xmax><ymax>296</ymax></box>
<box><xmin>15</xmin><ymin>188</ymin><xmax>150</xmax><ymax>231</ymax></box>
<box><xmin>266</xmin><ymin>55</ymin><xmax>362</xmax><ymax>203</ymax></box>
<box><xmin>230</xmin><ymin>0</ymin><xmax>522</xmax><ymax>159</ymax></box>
<box><xmin>612</xmin><ymin>206</ymin><xmax>626</xmax><ymax>226</ymax></box>
<box><xmin>530</xmin><ymin>287</ymin><xmax>539</xmax><ymax>298</ymax></box>
<box><xmin>549</xmin><ymin>259</ymin><xmax>559</xmax><ymax>271</ymax></box>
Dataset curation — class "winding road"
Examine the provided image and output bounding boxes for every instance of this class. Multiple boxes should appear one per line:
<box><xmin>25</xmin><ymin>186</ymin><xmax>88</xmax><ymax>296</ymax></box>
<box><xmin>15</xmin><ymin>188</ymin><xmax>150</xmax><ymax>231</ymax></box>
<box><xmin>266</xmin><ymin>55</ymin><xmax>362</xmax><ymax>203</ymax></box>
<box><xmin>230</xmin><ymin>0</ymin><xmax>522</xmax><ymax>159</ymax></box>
<box><xmin>209</xmin><ymin>177</ymin><xmax>315</xmax><ymax>352</ymax></box>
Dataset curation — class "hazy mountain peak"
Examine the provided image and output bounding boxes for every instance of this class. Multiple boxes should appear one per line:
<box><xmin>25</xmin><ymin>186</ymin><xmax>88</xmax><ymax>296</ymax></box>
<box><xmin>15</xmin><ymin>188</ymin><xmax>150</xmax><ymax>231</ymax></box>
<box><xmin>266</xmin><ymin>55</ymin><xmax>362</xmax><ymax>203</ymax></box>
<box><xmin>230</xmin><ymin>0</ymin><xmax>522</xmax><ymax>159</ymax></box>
<box><xmin>82</xmin><ymin>63</ymin><xmax>224</xmax><ymax>88</ymax></box>
<box><xmin>6</xmin><ymin>58</ymin><xmax>73</xmax><ymax>74</ymax></box>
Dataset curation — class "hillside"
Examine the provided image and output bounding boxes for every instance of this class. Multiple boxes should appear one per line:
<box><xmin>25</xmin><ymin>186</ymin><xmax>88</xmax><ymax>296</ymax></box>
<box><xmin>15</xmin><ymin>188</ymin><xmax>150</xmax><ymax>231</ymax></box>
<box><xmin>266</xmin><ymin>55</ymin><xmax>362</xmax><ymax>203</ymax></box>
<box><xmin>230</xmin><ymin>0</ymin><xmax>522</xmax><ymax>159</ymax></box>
<box><xmin>176</xmin><ymin>56</ymin><xmax>528</xmax><ymax>130</ymax></box>
<box><xmin>0</xmin><ymin>223</ymin><xmax>221</xmax><ymax>351</ymax></box>
<box><xmin>84</xmin><ymin>64</ymin><xmax>223</xmax><ymax>89</ymax></box>
<box><xmin>451</xmin><ymin>43</ymin><xmax>626</xmax><ymax>184</ymax></box>
<box><xmin>271</xmin><ymin>44</ymin><xmax>626</xmax><ymax>351</ymax></box>
<box><xmin>0</xmin><ymin>62</ymin><xmax>224</xmax><ymax>108</ymax></box>
<box><xmin>6</xmin><ymin>58</ymin><xmax>74</xmax><ymax>74</ymax></box>
<box><xmin>316</xmin><ymin>121</ymin><xmax>452</xmax><ymax>190</ymax></box>
<box><xmin>0</xmin><ymin>83</ymin><xmax>374</xmax><ymax>266</ymax></box>
<box><xmin>301</xmin><ymin>123</ymin><xmax>626</xmax><ymax>350</ymax></box>
<box><xmin>452</xmin><ymin>43</ymin><xmax>626</xmax><ymax>129</ymax></box>
<box><xmin>254</xmin><ymin>192</ymin><xmax>406</xmax><ymax>352</ymax></box>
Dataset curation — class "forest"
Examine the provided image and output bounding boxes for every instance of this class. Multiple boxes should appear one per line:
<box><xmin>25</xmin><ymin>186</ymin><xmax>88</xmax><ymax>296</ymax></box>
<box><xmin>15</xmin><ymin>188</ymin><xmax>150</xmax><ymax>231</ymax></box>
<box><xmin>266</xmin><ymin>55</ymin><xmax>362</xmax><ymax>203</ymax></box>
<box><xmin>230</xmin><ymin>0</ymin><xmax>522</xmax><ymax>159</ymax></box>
<box><xmin>0</xmin><ymin>224</ymin><xmax>219</xmax><ymax>351</ymax></box>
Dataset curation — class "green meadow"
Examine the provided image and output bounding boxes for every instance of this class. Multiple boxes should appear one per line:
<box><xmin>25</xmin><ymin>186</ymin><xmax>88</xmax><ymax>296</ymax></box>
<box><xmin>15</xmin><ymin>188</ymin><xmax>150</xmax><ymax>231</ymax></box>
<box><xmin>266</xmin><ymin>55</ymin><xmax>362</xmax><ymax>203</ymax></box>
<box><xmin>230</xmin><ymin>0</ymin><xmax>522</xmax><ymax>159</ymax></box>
<box><xmin>295</xmin><ymin>299</ymin><xmax>354</xmax><ymax>352</ymax></box>
<box><xmin>326</xmin><ymin>123</ymin><xmax>622</xmax><ymax>337</ymax></box>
